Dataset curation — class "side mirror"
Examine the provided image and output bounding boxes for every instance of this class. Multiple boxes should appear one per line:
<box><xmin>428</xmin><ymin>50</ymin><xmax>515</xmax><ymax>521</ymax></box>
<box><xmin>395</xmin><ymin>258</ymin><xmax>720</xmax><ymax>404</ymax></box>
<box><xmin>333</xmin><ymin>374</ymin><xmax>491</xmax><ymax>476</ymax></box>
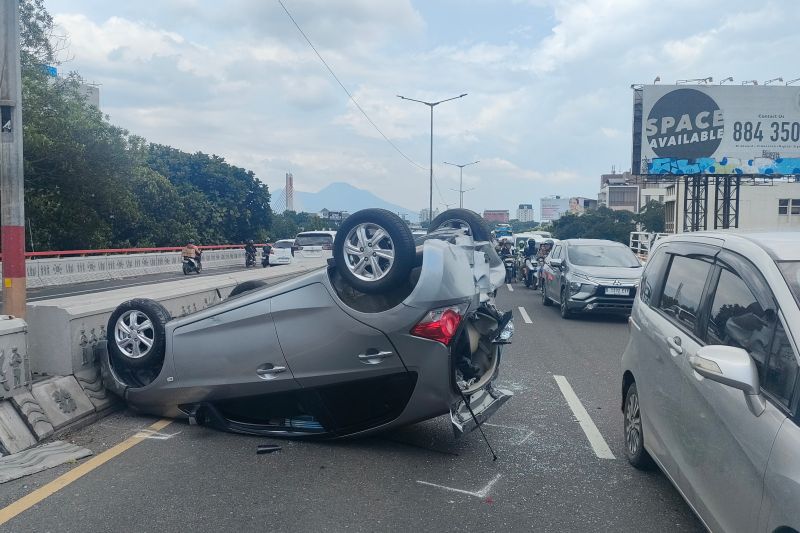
<box><xmin>690</xmin><ymin>345</ymin><xmax>765</xmax><ymax>416</ymax></box>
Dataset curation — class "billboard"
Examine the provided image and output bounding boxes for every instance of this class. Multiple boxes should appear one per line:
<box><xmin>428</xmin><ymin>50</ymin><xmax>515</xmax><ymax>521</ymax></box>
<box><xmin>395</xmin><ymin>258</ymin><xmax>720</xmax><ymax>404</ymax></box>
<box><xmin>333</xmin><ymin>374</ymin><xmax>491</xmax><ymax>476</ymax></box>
<box><xmin>637</xmin><ymin>85</ymin><xmax>800</xmax><ymax>175</ymax></box>
<box><xmin>540</xmin><ymin>197</ymin><xmax>570</xmax><ymax>222</ymax></box>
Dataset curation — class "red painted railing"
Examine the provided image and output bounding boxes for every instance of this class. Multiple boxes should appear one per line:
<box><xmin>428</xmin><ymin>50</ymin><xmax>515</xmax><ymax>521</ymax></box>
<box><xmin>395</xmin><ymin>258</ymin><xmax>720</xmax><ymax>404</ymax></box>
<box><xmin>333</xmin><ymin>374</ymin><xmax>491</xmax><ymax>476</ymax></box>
<box><xmin>0</xmin><ymin>244</ymin><xmax>267</xmax><ymax>260</ymax></box>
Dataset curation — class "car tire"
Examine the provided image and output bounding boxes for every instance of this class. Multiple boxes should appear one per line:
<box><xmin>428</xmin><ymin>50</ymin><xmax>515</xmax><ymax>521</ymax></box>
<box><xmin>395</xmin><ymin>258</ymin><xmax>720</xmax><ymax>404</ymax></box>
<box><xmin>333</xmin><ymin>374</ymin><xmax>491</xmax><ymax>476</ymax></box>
<box><xmin>228</xmin><ymin>280</ymin><xmax>268</xmax><ymax>298</ymax></box>
<box><xmin>560</xmin><ymin>287</ymin><xmax>572</xmax><ymax>319</ymax></box>
<box><xmin>428</xmin><ymin>208</ymin><xmax>492</xmax><ymax>241</ymax></box>
<box><xmin>542</xmin><ymin>284</ymin><xmax>552</xmax><ymax>306</ymax></box>
<box><xmin>107</xmin><ymin>299</ymin><xmax>171</xmax><ymax>370</ymax></box>
<box><xmin>334</xmin><ymin>208</ymin><xmax>415</xmax><ymax>294</ymax></box>
<box><xmin>624</xmin><ymin>382</ymin><xmax>655</xmax><ymax>470</ymax></box>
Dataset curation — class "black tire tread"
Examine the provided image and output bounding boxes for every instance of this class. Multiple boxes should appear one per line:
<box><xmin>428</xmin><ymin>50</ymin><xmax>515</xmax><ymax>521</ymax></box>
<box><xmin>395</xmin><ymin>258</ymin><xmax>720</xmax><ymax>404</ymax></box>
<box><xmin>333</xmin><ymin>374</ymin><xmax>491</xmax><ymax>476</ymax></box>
<box><xmin>428</xmin><ymin>208</ymin><xmax>492</xmax><ymax>241</ymax></box>
<box><xmin>229</xmin><ymin>280</ymin><xmax>268</xmax><ymax>298</ymax></box>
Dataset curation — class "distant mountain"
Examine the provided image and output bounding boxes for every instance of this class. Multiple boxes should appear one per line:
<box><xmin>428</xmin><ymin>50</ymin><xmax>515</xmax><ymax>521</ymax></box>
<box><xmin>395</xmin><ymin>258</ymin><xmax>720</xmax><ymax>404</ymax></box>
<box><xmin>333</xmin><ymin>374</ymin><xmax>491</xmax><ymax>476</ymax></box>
<box><xmin>271</xmin><ymin>182</ymin><xmax>418</xmax><ymax>222</ymax></box>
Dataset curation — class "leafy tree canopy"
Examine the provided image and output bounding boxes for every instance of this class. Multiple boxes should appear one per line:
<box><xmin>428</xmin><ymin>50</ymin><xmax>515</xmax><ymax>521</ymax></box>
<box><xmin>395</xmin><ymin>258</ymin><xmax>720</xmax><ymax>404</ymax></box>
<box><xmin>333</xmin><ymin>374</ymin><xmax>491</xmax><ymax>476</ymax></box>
<box><xmin>552</xmin><ymin>207</ymin><xmax>636</xmax><ymax>244</ymax></box>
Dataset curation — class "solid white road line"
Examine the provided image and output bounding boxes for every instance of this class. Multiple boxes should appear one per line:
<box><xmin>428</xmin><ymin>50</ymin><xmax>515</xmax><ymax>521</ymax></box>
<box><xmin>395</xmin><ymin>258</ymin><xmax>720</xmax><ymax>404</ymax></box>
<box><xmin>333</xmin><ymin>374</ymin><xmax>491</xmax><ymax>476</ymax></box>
<box><xmin>518</xmin><ymin>306</ymin><xmax>532</xmax><ymax>324</ymax></box>
<box><xmin>553</xmin><ymin>375</ymin><xmax>616</xmax><ymax>460</ymax></box>
<box><xmin>417</xmin><ymin>473</ymin><xmax>502</xmax><ymax>498</ymax></box>
<box><xmin>506</xmin><ymin>283</ymin><xmax>514</xmax><ymax>292</ymax></box>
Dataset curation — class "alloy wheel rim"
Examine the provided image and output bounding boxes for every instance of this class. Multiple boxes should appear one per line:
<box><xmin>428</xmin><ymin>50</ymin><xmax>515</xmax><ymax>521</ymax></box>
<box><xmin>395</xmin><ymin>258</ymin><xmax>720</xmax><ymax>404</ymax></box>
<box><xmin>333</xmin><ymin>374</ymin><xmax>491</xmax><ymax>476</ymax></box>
<box><xmin>436</xmin><ymin>218</ymin><xmax>472</xmax><ymax>236</ymax></box>
<box><xmin>114</xmin><ymin>310</ymin><xmax>155</xmax><ymax>359</ymax></box>
<box><xmin>625</xmin><ymin>392</ymin><xmax>642</xmax><ymax>455</ymax></box>
<box><xmin>343</xmin><ymin>222</ymin><xmax>396</xmax><ymax>282</ymax></box>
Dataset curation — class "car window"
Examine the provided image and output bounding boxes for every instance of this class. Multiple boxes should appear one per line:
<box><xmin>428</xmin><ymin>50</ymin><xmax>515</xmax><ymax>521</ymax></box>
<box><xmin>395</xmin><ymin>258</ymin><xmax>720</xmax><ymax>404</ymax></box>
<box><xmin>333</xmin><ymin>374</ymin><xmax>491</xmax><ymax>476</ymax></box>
<box><xmin>778</xmin><ymin>261</ymin><xmax>800</xmax><ymax>307</ymax></box>
<box><xmin>764</xmin><ymin>319</ymin><xmax>799</xmax><ymax>408</ymax></box>
<box><xmin>640</xmin><ymin>247</ymin><xmax>669</xmax><ymax>305</ymax></box>
<box><xmin>296</xmin><ymin>234</ymin><xmax>333</xmax><ymax>246</ymax></box>
<box><xmin>274</xmin><ymin>241</ymin><xmax>293</xmax><ymax>248</ymax></box>
<box><xmin>657</xmin><ymin>255</ymin><xmax>713</xmax><ymax>332</ymax></box>
<box><xmin>567</xmin><ymin>245</ymin><xmax>640</xmax><ymax>268</ymax></box>
<box><xmin>706</xmin><ymin>268</ymin><xmax>774</xmax><ymax>382</ymax></box>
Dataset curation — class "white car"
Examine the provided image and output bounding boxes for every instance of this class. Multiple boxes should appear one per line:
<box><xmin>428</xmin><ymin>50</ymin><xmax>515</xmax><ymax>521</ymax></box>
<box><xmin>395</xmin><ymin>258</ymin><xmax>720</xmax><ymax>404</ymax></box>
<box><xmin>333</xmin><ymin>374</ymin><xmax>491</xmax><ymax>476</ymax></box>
<box><xmin>622</xmin><ymin>231</ymin><xmax>800</xmax><ymax>532</ymax></box>
<box><xmin>269</xmin><ymin>239</ymin><xmax>294</xmax><ymax>265</ymax></box>
<box><xmin>294</xmin><ymin>231</ymin><xmax>336</xmax><ymax>259</ymax></box>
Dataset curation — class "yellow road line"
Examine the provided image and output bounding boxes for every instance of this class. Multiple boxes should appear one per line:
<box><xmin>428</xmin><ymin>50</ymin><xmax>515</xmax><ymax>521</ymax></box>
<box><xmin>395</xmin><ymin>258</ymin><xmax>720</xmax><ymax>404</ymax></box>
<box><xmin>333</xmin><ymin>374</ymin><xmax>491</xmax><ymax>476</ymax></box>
<box><xmin>0</xmin><ymin>418</ymin><xmax>173</xmax><ymax>526</ymax></box>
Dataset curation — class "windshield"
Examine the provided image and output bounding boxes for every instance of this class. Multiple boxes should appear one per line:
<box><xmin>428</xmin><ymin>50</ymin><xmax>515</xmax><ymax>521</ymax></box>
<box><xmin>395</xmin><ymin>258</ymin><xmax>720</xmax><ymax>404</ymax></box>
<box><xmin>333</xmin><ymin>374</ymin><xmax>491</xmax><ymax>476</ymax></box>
<box><xmin>274</xmin><ymin>241</ymin><xmax>293</xmax><ymax>248</ymax></box>
<box><xmin>779</xmin><ymin>261</ymin><xmax>800</xmax><ymax>307</ymax></box>
<box><xmin>567</xmin><ymin>245</ymin><xmax>641</xmax><ymax>268</ymax></box>
<box><xmin>296</xmin><ymin>234</ymin><xmax>333</xmax><ymax>246</ymax></box>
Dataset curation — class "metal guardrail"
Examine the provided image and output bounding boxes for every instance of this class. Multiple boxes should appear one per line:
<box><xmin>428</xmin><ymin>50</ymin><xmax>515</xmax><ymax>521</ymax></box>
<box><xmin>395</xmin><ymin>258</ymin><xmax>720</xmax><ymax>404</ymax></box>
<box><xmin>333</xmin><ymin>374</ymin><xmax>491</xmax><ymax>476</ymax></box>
<box><xmin>630</xmin><ymin>232</ymin><xmax>669</xmax><ymax>261</ymax></box>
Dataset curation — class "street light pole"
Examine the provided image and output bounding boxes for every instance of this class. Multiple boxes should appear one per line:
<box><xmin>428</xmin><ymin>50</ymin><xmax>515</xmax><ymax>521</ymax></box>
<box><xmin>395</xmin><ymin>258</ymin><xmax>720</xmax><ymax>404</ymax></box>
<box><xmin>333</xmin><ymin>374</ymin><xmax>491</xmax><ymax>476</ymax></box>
<box><xmin>0</xmin><ymin>0</ymin><xmax>26</xmax><ymax>317</ymax></box>
<box><xmin>443</xmin><ymin>160</ymin><xmax>479</xmax><ymax>208</ymax></box>
<box><xmin>397</xmin><ymin>93</ymin><xmax>467</xmax><ymax>224</ymax></box>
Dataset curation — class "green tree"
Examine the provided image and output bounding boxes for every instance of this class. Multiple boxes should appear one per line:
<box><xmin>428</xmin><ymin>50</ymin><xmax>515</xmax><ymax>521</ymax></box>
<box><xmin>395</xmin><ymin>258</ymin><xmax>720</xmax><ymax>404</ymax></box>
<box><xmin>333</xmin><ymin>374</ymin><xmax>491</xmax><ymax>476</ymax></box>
<box><xmin>636</xmin><ymin>200</ymin><xmax>666</xmax><ymax>233</ymax></box>
<box><xmin>552</xmin><ymin>207</ymin><xmax>635</xmax><ymax>244</ymax></box>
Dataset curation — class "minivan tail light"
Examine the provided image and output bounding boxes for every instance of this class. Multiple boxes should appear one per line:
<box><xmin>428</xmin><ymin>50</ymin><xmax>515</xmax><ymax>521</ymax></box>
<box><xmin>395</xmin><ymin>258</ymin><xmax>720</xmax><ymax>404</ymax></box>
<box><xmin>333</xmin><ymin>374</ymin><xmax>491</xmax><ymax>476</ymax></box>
<box><xmin>410</xmin><ymin>304</ymin><xmax>468</xmax><ymax>345</ymax></box>
<box><xmin>322</xmin><ymin>243</ymin><xmax>332</xmax><ymax>250</ymax></box>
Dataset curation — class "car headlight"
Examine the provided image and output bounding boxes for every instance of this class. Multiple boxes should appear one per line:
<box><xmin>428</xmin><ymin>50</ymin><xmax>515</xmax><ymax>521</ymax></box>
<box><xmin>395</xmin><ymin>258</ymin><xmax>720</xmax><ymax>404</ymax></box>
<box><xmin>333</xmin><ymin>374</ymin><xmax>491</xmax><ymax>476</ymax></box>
<box><xmin>568</xmin><ymin>273</ymin><xmax>597</xmax><ymax>297</ymax></box>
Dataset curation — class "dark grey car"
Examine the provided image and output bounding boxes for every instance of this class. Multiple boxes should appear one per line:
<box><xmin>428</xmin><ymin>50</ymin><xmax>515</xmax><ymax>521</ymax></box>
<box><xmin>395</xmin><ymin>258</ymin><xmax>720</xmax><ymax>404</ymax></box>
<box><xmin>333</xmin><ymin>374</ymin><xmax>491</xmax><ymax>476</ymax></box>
<box><xmin>541</xmin><ymin>239</ymin><xmax>643</xmax><ymax>318</ymax></box>
<box><xmin>102</xmin><ymin>208</ymin><xmax>514</xmax><ymax>439</ymax></box>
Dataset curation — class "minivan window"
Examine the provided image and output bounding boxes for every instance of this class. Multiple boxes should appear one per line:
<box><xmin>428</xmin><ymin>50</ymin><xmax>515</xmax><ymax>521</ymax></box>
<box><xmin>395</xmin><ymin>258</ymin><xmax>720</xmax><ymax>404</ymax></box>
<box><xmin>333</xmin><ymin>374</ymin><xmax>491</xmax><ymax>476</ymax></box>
<box><xmin>274</xmin><ymin>241</ymin><xmax>293</xmax><ymax>249</ymax></box>
<box><xmin>706</xmin><ymin>268</ymin><xmax>772</xmax><ymax>381</ymax></box>
<box><xmin>764</xmin><ymin>320</ymin><xmax>799</xmax><ymax>408</ymax></box>
<box><xmin>657</xmin><ymin>255</ymin><xmax>712</xmax><ymax>332</ymax></box>
<box><xmin>567</xmin><ymin>245</ymin><xmax>640</xmax><ymax>268</ymax></box>
<box><xmin>640</xmin><ymin>248</ymin><xmax>669</xmax><ymax>305</ymax></box>
<box><xmin>778</xmin><ymin>261</ymin><xmax>800</xmax><ymax>307</ymax></box>
<box><xmin>296</xmin><ymin>234</ymin><xmax>333</xmax><ymax>246</ymax></box>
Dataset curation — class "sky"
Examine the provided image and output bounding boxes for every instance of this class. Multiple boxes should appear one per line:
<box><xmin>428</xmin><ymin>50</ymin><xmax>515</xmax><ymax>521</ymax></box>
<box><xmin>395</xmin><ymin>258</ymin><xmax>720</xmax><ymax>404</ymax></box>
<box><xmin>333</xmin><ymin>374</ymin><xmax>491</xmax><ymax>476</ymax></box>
<box><xmin>45</xmin><ymin>0</ymin><xmax>800</xmax><ymax>218</ymax></box>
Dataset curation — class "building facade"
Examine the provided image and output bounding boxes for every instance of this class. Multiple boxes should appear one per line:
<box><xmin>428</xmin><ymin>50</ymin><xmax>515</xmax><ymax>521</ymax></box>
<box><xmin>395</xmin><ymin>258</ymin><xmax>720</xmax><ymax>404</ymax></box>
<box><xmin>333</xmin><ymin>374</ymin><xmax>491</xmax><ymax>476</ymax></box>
<box><xmin>516</xmin><ymin>204</ymin><xmax>534</xmax><ymax>222</ymax></box>
<box><xmin>664</xmin><ymin>179</ymin><xmax>800</xmax><ymax>233</ymax></box>
<box><xmin>483</xmin><ymin>210</ymin><xmax>510</xmax><ymax>223</ymax></box>
<box><xmin>419</xmin><ymin>208</ymin><xmax>440</xmax><ymax>223</ymax></box>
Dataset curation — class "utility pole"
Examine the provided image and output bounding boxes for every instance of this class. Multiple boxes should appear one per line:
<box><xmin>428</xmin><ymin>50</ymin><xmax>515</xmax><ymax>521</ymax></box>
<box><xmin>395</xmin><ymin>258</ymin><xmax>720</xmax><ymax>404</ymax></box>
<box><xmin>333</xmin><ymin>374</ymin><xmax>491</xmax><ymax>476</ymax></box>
<box><xmin>0</xmin><ymin>0</ymin><xmax>26</xmax><ymax>317</ymax></box>
<box><xmin>397</xmin><ymin>93</ymin><xmax>467</xmax><ymax>223</ymax></box>
<box><xmin>444</xmin><ymin>160</ymin><xmax>479</xmax><ymax>208</ymax></box>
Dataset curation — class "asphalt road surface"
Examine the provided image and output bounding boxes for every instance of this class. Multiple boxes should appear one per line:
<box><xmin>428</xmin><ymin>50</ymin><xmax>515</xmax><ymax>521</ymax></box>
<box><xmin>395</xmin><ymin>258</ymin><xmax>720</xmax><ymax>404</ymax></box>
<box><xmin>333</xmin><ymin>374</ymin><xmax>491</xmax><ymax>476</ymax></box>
<box><xmin>0</xmin><ymin>283</ymin><xmax>702</xmax><ymax>532</ymax></box>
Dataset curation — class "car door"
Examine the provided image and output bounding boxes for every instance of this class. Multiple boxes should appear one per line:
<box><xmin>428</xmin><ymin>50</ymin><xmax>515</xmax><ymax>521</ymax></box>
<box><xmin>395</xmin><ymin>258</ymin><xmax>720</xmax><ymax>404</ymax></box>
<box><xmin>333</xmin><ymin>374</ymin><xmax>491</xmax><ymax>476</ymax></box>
<box><xmin>679</xmin><ymin>252</ymin><xmax>789</xmax><ymax>533</ymax></box>
<box><xmin>270</xmin><ymin>282</ymin><xmax>406</xmax><ymax>389</ymax></box>
<box><xmin>172</xmin><ymin>297</ymin><xmax>299</xmax><ymax>399</ymax></box>
<box><xmin>637</xmin><ymin>245</ymin><xmax>716</xmax><ymax>488</ymax></box>
<box><xmin>545</xmin><ymin>245</ymin><xmax>563</xmax><ymax>301</ymax></box>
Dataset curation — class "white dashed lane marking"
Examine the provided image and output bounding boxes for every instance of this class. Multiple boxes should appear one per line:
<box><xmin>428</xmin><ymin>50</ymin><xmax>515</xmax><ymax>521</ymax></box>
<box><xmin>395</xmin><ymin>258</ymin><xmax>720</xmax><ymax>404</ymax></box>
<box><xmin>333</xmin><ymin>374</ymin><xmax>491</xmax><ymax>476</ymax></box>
<box><xmin>517</xmin><ymin>306</ymin><xmax>532</xmax><ymax>324</ymax></box>
<box><xmin>553</xmin><ymin>375</ymin><xmax>616</xmax><ymax>460</ymax></box>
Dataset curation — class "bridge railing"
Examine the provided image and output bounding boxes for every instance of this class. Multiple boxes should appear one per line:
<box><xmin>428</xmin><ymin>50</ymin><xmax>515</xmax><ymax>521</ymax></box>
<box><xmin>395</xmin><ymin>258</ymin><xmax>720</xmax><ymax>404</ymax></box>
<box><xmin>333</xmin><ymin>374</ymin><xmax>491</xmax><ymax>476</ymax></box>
<box><xmin>0</xmin><ymin>245</ymin><xmax>259</xmax><ymax>288</ymax></box>
<box><xmin>629</xmin><ymin>232</ymin><xmax>669</xmax><ymax>262</ymax></box>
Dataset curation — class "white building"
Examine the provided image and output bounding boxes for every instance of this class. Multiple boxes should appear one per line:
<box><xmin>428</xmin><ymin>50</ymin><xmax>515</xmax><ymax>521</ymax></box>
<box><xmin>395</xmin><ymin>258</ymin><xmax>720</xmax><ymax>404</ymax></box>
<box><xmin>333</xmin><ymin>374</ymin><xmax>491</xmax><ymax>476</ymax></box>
<box><xmin>419</xmin><ymin>207</ymin><xmax>440</xmax><ymax>223</ymax></box>
<box><xmin>516</xmin><ymin>204</ymin><xmax>534</xmax><ymax>222</ymax></box>
<box><xmin>665</xmin><ymin>179</ymin><xmax>800</xmax><ymax>233</ymax></box>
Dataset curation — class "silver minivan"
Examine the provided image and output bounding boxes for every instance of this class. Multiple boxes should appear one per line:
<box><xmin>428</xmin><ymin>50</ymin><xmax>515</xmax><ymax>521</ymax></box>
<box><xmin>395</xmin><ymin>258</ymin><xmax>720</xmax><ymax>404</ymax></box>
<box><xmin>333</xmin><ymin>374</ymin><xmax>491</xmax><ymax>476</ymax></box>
<box><xmin>621</xmin><ymin>232</ymin><xmax>800</xmax><ymax>532</ymax></box>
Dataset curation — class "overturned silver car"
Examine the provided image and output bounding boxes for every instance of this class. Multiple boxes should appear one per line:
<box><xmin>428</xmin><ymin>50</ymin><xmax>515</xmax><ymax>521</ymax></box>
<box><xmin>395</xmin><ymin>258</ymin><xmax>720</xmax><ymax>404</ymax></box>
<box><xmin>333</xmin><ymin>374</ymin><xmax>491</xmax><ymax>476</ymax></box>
<box><xmin>102</xmin><ymin>208</ymin><xmax>513</xmax><ymax>438</ymax></box>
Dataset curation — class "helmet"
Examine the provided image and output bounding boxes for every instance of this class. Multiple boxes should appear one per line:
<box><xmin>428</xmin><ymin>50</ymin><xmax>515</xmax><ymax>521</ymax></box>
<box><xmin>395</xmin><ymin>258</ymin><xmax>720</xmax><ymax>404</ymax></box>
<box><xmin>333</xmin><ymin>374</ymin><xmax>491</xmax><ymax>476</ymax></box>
<box><xmin>527</xmin><ymin>238</ymin><xmax>535</xmax><ymax>246</ymax></box>
<box><xmin>544</xmin><ymin>239</ymin><xmax>554</xmax><ymax>247</ymax></box>
<box><xmin>247</xmin><ymin>239</ymin><xmax>254</xmax><ymax>245</ymax></box>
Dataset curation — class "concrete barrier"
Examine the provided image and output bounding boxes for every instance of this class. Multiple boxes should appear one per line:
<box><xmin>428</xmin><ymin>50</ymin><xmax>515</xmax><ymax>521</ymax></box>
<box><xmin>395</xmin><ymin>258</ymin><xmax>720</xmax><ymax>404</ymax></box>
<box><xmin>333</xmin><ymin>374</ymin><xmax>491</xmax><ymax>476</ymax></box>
<box><xmin>0</xmin><ymin>317</ymin><xmax>29</xmax><ymax>401</ymax></box>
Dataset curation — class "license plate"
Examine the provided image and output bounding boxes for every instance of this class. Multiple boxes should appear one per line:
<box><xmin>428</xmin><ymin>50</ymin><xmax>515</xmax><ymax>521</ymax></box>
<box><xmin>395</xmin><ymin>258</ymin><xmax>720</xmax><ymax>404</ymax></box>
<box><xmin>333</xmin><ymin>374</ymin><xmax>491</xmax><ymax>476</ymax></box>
<box><xmin>606</xmin><ymin>287</ymin><xmax>630</xmax><ymax>296</ymax></box>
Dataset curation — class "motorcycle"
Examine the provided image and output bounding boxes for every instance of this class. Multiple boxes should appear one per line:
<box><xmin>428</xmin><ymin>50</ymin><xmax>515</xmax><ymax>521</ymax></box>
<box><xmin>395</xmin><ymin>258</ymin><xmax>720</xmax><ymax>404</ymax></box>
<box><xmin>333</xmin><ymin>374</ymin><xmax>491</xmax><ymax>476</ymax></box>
<box><xmin>536</xmin><ymin>257</ymin><xmax>545</xmax><ymax>290</ymax></box>
<box><xmin>503</xmin><ymin>256</ymin><xmax>516</xmax><ymax>284</ymax></box>
<box><xmin>245</xmin><ymin>250</ymin><xmax>256</xmax><ymax>268</ymax></box>
<box><xmin>182</xmin><ymin>254</ymin><xmax>202</xmax><ymax>275</ymax></box>
<box><xmin>261</xmin><ymin>249</ymin><xmax>270</xmax><ymax>268</ymax></box>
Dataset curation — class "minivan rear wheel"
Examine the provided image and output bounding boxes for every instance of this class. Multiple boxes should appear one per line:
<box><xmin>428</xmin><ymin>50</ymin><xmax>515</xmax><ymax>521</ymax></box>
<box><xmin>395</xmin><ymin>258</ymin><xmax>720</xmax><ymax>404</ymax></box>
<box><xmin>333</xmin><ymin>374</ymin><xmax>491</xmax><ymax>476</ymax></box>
<box><xmin>624</xmin><ymin>383</ymin><xmax>655</xmax><ymax>470</ymax></box>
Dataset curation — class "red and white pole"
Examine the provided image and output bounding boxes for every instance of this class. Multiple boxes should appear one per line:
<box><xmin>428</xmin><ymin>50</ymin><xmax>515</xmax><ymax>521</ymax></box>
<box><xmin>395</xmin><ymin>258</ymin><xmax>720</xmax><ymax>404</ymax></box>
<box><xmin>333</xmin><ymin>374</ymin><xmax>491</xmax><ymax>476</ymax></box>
<box><xmin>0</xmin><ymin>0</ymin><xmax>26</xmax><ymax>318</ymax></box>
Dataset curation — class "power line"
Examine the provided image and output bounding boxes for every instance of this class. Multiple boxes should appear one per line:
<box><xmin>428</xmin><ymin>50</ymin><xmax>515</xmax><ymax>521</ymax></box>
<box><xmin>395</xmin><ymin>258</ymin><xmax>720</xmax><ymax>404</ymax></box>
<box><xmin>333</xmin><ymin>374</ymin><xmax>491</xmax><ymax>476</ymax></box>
<box><xmin>277</xmin><ymin>0</ymin><xmax>427</xmax><ymax>172</ymax></box>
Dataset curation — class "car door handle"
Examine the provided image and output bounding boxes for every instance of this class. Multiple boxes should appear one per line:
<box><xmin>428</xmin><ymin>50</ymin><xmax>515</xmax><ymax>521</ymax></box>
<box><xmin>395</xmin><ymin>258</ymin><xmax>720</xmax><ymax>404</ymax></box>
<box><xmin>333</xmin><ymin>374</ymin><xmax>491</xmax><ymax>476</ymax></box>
<box><xmin>665</xmin><ymin>336</ymin><xmax>683</xmax><ymax>355</ymax></box>
<box><xmin>357</xmin><ymin>350</ymin><xmax>394</xmax><ymax>364</ymax></box>
<box><xmin>256</xmin><ymin>365</ymin><xmax>287</xmax><ymax>379</ymax></box>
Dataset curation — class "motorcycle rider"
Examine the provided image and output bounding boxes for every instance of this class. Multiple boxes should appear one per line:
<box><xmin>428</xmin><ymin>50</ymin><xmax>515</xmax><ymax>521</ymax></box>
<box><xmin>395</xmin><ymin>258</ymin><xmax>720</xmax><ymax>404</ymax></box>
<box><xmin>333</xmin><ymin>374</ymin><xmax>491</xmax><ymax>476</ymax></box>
<box><xmin>500</xmin><ymin>241</ymin><xmax>515</xmax><ymax>283</ymax></box>
<box><xmin>181</xmin><ymin>241</ymin><xmax>202</xmax><ymax>270</ymax></box>
<box><xmin>537</xmin><ymin>239</ymin><xmax>554</xmax><ymax>260</ymax></box>
<box><xmin>262</xmin><ymin>241</ymin><xmax>272</xmax><ymax>267</ymax></box>
<box><xmin>245</xmin><ymin>240</ymin><xmax>257</xmax><ymax>266</ymax></box>
<box><xmin>523</xmin><ymin>238</ymin><xmax>537</xmax><ymax>287</ymax></box>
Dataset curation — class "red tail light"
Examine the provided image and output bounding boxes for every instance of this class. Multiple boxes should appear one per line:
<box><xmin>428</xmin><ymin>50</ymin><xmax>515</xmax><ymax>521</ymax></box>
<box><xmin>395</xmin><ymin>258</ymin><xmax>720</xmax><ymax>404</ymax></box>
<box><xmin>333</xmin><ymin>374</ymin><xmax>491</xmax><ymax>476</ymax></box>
<box><xmin>410</xmin><ymin>305</ymin><xmax>467</xmax><ymax>345</ymax></box>
<box><xmin>322</xmin><ymin>243</ymin><xmax>332</xmax><ymax>250</ymax></box>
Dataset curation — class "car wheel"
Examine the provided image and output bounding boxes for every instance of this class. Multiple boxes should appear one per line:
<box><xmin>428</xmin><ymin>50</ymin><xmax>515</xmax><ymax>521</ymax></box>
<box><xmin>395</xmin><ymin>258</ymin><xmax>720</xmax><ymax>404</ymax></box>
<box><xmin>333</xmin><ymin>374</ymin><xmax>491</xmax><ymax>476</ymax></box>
<box><xmin>334</xmin><ymin>208</ymin><xmax>415</xmax><ymax>294</ymax></box>
<box><xmin>624</xmin><ymin>382</ymin><xmax>655</xmax><ymax>470</ymax></box>
<box><xmin>560</xmin><ymin>287</ymin><xmax>572</xmax><ymax>319</ymax></box>
<box><xmin>107</xmin><ymin>299</ymin><xmax>171</xmax><ymax>370</ymax></box>
<box><xmin>228</xmin><ymin>280</ymin><xmax>268</xmax><ymax>298</ymax></box>
<box><xmin>542</xmin><ymin>284</ymin><xmax>552</xmax><ymax>306</ymax></box>
<box><xmin>428</xmin><ymin>208</ymin><xmax>492</xmax><ymax>241</ymax></box>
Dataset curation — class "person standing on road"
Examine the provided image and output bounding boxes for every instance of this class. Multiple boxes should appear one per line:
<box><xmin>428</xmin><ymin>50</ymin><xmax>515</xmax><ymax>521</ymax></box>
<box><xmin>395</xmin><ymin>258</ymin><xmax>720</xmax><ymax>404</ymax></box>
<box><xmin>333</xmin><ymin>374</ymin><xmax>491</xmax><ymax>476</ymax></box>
<box><xmin>182</xmin><ymin>241</ymin><xmax>202</xmax><ymax>269</ymax></box>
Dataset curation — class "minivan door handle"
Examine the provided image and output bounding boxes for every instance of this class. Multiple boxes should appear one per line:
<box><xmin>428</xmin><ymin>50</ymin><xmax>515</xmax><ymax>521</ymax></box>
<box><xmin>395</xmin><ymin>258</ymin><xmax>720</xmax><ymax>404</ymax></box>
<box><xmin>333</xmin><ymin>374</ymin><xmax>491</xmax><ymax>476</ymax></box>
<box><xmin>357</xmin><ymin>350</ymin><xmax>394</xmax><ymax>365</ymax></box>
<box><xmin>256</xmin><ymin>364</ymin><xmax>287</xmax><ymax>380</ymax></box>
<box><xmin>665</xmin><ymin>336</ymin><xmax>683</xmax><ymax>355</ymax></box>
